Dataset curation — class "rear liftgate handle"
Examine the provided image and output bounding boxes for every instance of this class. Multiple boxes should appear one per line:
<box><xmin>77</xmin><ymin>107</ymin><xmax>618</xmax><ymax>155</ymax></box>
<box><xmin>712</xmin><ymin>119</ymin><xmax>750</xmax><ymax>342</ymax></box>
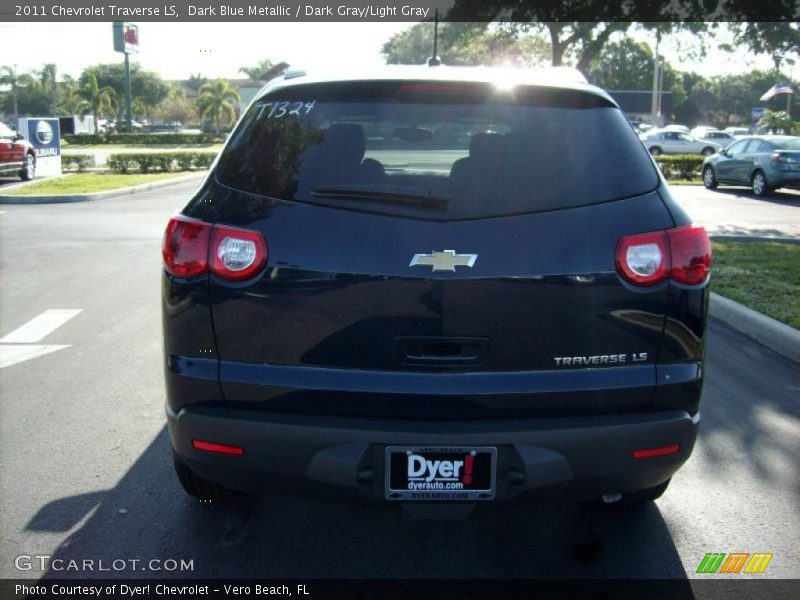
<box><xmin>395</xmin><ymin>337</ymin><xmax>489</xmax><ymax>366</ymax></box>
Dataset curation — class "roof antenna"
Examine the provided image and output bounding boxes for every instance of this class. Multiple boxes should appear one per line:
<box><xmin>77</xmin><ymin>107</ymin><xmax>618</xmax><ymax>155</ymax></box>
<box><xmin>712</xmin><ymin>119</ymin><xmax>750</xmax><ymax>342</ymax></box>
<box><xmin>427</xmin><ymin>9</ymin><xmax>441</xmax><ymax>66</ymax></box>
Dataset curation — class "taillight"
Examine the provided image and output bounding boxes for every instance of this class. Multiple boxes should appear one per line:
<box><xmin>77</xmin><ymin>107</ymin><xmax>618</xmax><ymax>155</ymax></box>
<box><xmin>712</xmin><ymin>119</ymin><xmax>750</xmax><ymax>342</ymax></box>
<box><xmin>162</xmin><ymin>215</ymin><xmax>268</xmax><ymax>281</ymax></box>
<box><xmin>210</xmin><ymin>224</ymin><xmax>268</xmax><ymax>281</ymax></box>
<box><xmin>616</xmin><ymin>225</ymin><xmax>711</xmax><ymax>286</ymax></box>
<box><xmin>667</xmin><ymin>225</ymin><xmax>712</xmax><ymax>285</ymax></box>
<box><xmin>162</xmin><ymin>215</ymin><xmax>211</xmax><ymax>278</ymax></box>
<box><xmin>772</xmin><ymin>152</ymin><xmax>799</xmax><ymax>167</ymax></box>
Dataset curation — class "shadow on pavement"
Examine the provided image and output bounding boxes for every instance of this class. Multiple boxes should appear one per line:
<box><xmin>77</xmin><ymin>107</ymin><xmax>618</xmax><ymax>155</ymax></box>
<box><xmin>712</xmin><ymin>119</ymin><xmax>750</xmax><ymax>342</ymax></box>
<box><xmin>28</xmin><ymin>427</ymin><xmax>689</xmax><ymax>580</ymax></box>
<box><xmin>711</xmin><ymin>186</ymin><xmax>800</xmax><ymax>207</ymax></box>
<box><xmin>699</xmin><ymin>322</ymin><xmax>800</xmax><ymax>499</ymax></box>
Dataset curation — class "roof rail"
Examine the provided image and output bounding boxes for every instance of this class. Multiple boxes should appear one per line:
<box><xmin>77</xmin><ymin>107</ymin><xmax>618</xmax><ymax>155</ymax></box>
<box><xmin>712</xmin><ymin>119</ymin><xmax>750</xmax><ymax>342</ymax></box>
<box><xmin>283</xmin><ymin>68</ymin><xmax>306</xmax><ymax>80</ymax></box>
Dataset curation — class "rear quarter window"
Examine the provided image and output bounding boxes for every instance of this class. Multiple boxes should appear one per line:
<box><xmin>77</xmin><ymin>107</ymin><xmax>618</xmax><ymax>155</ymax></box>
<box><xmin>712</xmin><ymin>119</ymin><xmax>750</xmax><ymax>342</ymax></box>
<box><xmin>216</xmin><ymin>81</ymin><xmax>659</xmax><ymax>220</ymax></box>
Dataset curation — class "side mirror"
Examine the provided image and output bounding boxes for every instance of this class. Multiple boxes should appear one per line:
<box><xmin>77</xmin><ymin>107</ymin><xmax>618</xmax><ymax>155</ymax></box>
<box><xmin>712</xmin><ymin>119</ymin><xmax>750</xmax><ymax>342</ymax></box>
<box><xmin>13</xmin><ymin>133</ymin><xmax>24</xmax><ymax>142</ymax></box>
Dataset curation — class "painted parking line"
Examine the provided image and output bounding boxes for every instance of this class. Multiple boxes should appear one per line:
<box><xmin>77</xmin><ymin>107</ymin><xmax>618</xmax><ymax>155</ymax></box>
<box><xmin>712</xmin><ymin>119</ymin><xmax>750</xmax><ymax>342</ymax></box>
<box><xmin>0</xmin><ymin>309</ymin><xmax>82</xmax><ymax>343</ymax></box>
<box><xmin>0</xmin><ymin>309</ymin><xmax>82</xmax><ymax>369</ymax></box>
<box><xmin>0</xmin><ymin>344</ymin><xmax>70</xmax><ymax>369</ymax></box>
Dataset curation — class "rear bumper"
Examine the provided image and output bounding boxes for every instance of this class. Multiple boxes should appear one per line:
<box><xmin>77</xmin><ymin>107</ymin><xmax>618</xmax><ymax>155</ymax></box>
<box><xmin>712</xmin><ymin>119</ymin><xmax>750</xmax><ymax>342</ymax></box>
<box><xmin>167</xmin><ymin>404</ymin><xmax>699</xmax><ymax>504</ymax></box>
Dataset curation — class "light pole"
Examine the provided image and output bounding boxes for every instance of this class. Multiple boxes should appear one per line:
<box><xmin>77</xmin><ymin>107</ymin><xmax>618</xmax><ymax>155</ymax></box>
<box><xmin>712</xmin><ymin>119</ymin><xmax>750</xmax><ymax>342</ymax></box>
<box><xmin>11</xmin><ymin>64</ymin><xmax>19</xmax><ymax>127</ymax></box>
<box><xmin>651</xmin><ymin>30</ymin><xmax>662</xmax><ymax>127</ymax></box>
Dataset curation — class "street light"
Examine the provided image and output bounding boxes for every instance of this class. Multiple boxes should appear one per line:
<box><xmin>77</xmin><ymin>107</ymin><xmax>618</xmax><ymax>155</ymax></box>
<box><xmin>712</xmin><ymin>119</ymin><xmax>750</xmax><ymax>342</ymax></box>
<box><xmin>651</xmin><ymin>30</ymin><xmax>662</xmax><ymax>127</ymax></box>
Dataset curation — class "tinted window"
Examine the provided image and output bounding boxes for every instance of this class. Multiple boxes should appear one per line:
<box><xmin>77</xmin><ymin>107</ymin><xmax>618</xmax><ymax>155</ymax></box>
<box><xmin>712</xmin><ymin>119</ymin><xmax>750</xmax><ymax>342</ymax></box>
<box><xmin>216</xmin><ymin>81</ymin><xmax>658</xmax><ymax>220</ymax></box>
<box><xmin>0</xmin><ymin>122</ymin><xmax>15</xmax><ymax>138</ymax></box>
<box><xmin>771</xmin><ymin>138</ymin><xmax>800</xmax><ymax>150</ymax></box>
<box><xmin>726</xmin><ymin>140</ymin><xmax>749</xmax><ymax>156</ymax></box>
<box><xmin>743</xmin><ymin>140</ymin><xmax>766</xmax><ymax>153</ymax></box>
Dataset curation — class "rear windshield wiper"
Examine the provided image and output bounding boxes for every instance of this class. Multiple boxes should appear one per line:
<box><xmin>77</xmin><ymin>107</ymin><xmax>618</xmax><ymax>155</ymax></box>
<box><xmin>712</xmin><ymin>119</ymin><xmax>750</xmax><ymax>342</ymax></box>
<box><xmin>311</xmin><ymin>185</ymin><xmax>449</xmax><ymax>210</ymax></box>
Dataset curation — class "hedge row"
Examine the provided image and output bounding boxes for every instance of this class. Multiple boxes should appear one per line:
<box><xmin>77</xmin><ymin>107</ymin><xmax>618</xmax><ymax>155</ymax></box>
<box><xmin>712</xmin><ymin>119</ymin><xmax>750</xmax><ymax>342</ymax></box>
<box><xmin>106</xmin><ymin>152</ymin><xmax>217</xmax><ymax>173</ymax></box>
<box><xmin>61</xmin><ymin>154</ymin><xmax>96</xmax><ymax>172</ymax></box>
<box><xmin>653</xmin><ymin>154</ymin><xmax>705</xmax><ymax>180</ymax></box>
<box><xmin>64</xmin><ymin>133</ymin><xmax>226</xmax><ymax>145</ymax></box>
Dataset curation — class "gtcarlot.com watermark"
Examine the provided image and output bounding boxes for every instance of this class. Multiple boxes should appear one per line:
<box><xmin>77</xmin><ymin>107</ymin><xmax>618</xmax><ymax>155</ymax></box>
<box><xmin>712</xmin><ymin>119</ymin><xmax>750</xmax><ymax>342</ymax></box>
<box><xmin>15</xmin><ymin>554</ymin><xmax>194</xmax><ymax>573</ymax></box>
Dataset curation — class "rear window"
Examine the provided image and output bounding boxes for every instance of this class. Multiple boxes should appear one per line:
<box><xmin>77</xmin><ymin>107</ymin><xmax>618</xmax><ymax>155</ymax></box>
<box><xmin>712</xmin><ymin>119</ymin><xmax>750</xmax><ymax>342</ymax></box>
<box><xmin>772</xmin><ymin>138</ymin><xmax>800</xmax><ymax>151</ymax></box>
<box><xmin>216</xmin><ymin>81</ymin><xmax>658</xmax><ymax>220</ymax></box>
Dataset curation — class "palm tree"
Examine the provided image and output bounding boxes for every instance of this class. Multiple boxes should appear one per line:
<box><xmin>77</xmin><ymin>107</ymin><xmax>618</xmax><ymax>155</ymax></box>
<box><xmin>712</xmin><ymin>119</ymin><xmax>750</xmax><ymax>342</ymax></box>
<box><xmin>196</xmin><ymin>79</ymin><xmax>240</xmax><ymax>134</ymax></box>
<box><xmin>187</xmin><ymin>73</ymin><xmax>207</xmax><ymax>92</ymax></box>
<box><xmin>77</xmin><ymin>74</ymin><xmax>116</xmax><ymax>134</ymax></box>
<box><xmin>58</xmin><ymin>75</ymin><xmax>83</xmax><ymax>115</ymax></box>
<box><xmin>39</xmin><ymin>63</ymin><xmax>58</xmax><ymax>114</ymax></box>
<box><xmin>238</xmin><ymin>59</ymin><xmax>274</xmax><ymax>81</ymax></box>
<box><xmin>0</xmin><ymin>65</ymin><xmax>23</xmax><ymax>124</ymax></box>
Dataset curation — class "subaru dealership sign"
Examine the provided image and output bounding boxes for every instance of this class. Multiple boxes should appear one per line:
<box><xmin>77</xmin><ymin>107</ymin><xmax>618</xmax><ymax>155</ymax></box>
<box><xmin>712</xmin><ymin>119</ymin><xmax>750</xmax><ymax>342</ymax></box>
<box><xmin>19</xmin><ymin>118</ymin><xmax>62</xmax><ymax>176</ymax></box>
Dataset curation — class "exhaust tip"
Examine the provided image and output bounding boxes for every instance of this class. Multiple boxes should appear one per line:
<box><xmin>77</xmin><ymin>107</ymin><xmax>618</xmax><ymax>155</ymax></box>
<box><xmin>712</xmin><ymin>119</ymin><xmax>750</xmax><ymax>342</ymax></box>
<box><xmin>601</xmin><ymin>492</ymin><xmax>623</xmax><ymax>504</ymax></box>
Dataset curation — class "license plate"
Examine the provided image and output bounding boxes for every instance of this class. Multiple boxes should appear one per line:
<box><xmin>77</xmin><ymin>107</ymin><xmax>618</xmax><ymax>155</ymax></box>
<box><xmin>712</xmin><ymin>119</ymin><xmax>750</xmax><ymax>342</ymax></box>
<box><xmin>385</xmin><ymin>446</ymin><xmax>496</xmax><ymax>501</ymax></box>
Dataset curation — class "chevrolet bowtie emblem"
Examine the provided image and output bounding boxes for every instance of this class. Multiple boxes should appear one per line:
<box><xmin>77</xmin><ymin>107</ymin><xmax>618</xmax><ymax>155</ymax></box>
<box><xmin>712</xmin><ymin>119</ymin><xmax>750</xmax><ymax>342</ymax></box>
<box><xmin>409</xmin><ymin>250</ymin><xmax>478</xmax><ymax>272</ymax></box>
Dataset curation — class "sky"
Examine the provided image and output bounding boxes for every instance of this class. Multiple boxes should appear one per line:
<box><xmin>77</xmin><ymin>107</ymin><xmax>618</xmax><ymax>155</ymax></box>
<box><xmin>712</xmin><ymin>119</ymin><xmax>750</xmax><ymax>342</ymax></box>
<box><xmin>0</xmin><ymin>22</ymin><xmax>781</xmax><ymax>82</ymax></box>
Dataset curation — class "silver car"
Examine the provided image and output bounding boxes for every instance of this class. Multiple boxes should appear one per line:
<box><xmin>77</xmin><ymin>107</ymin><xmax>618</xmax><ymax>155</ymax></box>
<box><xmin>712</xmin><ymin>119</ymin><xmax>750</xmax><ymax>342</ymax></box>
<box><xmin>698</xmin><ymin>130</ymin><xmax>737</xmax><ymax>146</ymax></box>
<box><xmin>701</xmin><ymin>135</ymin><xmax>800</xmax><ymax>196</ymax></box>
<box><xmin>640</xmin><ymin>130</ymin><xmax>721</xmax><ymax>156</ymax></box>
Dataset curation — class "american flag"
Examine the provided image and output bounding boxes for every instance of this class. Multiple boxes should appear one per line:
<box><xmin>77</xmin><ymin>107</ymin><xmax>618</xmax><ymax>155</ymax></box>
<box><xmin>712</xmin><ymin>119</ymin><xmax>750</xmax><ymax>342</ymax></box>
<box><xmin>760</xmin><ymin>82</ymin><xmax>795</xmax><ymax>102</ymax></box>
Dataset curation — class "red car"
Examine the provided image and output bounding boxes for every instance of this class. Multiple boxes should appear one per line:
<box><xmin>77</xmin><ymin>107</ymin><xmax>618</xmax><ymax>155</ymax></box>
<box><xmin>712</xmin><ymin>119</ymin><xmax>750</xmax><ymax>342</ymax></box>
<box><xmin>0</xmin><ymin>121</ymin><xmax>36</xmax><ymax>181</ymax></box>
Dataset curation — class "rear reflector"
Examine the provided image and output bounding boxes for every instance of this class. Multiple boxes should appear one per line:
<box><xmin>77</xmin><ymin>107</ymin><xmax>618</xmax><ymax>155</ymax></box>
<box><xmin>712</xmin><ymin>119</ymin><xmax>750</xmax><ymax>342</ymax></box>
<box><xmin>632</xmin><ymin>444</ymin><xmax>680</xmax><ymax>459</ymax></box>
<box><xmin>192</xmin><ymin>439</ymin><xmax>245</xmax><ymax>456</ymax></box>
<box><xmin>616</xmin><ymin>225</ymin><xmax>711</xmax><ymax>286</ymax></box>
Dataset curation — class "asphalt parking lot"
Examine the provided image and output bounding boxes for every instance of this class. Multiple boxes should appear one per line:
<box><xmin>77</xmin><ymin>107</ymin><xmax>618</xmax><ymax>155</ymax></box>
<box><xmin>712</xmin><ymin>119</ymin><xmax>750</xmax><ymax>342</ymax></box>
<box><xmin>0</xmin><ymin>178</ymin><xmax>798</xmax><ymax>581</ymax></box>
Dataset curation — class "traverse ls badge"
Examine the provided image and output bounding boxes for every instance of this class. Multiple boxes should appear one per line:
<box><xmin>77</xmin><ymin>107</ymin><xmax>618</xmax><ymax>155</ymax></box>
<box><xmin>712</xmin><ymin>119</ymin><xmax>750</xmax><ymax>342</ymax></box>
<box><xmin>409</xmin><ymin>250</ymin><xmax>478</xmax><ymax>272</ymax></box>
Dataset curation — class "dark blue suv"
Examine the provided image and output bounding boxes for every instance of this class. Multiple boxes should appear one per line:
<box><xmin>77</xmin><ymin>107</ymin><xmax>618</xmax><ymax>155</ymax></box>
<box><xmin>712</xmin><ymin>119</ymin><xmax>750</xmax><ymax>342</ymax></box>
<box><xmin>162</xmin><ymin>66</ymin><xmax>711</xmax><ymax>515</ymax></box>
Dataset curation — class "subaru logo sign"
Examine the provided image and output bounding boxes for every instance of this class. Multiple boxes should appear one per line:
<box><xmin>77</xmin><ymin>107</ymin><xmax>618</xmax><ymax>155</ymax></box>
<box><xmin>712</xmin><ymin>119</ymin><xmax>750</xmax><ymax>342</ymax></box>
<box><xmin>36</xmin><ymin>120</ymin><xmax>54</xmax><ymax>145</ymax></box>
<box><xmin>25</xmin><ymin>118</ymin><xmax>61</xmax><ymax>162</ymax></box>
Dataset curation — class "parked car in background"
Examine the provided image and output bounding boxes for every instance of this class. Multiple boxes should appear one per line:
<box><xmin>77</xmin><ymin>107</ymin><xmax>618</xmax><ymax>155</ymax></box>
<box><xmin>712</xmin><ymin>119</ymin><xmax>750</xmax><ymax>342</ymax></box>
<box><xmin>702</xmin><ymin>135</ymin><xmax>800</xmax><ymax>196</ymax></box>
<box><xmin>696</xmin><ymin>130</ymin><xmax>737</xmax><ymax>146</ymax></box>
<box><xmin>0</xmin><ymin>121</ymin><xmax>36</xmax><ymax>181</ymax></box>
<box><xmin>690</xmin><ymin>126</ymin><xmax>718</xmax><ymax>139</ymax></box>
<box><xmin>162</xmin><ymin>65</ymin><xmax>712</xmax><ymax>516</ymax></box>
<box><xmin>640</xmin><ymin>130</ymin><xmax>721</xmax><ymax>156</ymax></box>
<box><xmin>661</xmin><ymin>124</ymin><xmax>691</xmax><ymax>134</ymax></box>
<box><xmin>723</xmin><ymin>127</ymin><xmax>751</xmax><ymax>137</ymax></box>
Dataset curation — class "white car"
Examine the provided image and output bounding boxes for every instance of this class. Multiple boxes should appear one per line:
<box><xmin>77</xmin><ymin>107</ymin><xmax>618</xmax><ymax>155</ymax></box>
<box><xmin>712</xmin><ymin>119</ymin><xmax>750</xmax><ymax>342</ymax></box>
<box><xmin>697</xmin><ymin>130</ymin><xmax>737</xmax><ymax>146</ymax></box>
<box><xmin>661</xmin><ymin>124</ymin><xmax>691</xmax><ymax>134</ymax></box>
<box><xmin>724</xmin><ymin>127</ymin><xmax>751</xmax><ymax>137</ymax></box>
<box><xmin>690</xmin><ymin>126</ymin><xmax>718</xmax><ymax>138</ymax></box>
<box><xmin>640</xmin><ymin>130</ymin><xmax>721</xmax><ymax>156</ymax></box>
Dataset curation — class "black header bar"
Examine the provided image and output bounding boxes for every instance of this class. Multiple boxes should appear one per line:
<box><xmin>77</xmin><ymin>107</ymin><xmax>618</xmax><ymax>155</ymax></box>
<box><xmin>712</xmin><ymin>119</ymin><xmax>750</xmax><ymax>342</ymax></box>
<box><xmin>1</xmin><ymin>0</ymin><xmax>799</xmax><ymax>22</ymax></box>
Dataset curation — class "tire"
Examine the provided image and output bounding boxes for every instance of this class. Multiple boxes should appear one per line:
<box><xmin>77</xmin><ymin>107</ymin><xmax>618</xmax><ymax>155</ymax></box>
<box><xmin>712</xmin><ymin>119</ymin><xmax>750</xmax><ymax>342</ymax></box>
<box><xmin>702</xmin><ymin>165</ymin><xmax>718</xmax><ymax>189</ymax></box>
<box><xmin>173</xmin><ymin>452</ymin><xmax>230</xmax><ymax>501</ymax></box>
<box><xmin>648</xmin><ymin>146</ymin><xmax>662</xmax><ymax>156</ymax></box>
<box><xmin>624</xmin><ymin>479</ymin><xmax>671</xmax><ymax>506</ymax></box>
<box><xmin>20</xmin><ymin>153</ymin><xmax>35</xmax><ymax>181</ymax></box>
<box><xmin>701</xmin><ymin>147</ymin><xmax>716</xmax><ymax>157</ymax></box>
<box><xmin>751</xmin><ymin>170</ymin><xmax>770</xmax><ymax>197</ymax></box>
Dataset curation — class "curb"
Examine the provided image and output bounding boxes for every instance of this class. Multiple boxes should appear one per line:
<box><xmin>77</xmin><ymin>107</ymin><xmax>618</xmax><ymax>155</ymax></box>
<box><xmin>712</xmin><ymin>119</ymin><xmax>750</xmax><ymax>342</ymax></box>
<box><xmin>710</xmin><ymin>292</ymin><xmax>800</xmax><ymax>364</ymax></box>
<box><xmin>709</xmin><ymin>235</ymin><xmax>800</xmax><ymax>244</ymax></box>
<box><xmin>0</xmin><ymin>172</ymin><xmax>206</xmax><ymax>204</ymax></box>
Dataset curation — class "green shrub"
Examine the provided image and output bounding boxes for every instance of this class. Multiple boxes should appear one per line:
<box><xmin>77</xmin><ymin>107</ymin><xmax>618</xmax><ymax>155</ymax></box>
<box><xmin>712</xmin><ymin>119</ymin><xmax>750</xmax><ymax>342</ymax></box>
<box><xmin>64</xmin><ymin>133</ymin><xmax>226</xmax><ymax>145</ymax></box>
<box><xmin>106</xmin><ymin>151</ymin><xmax>218</xmax><ymax>174</ymax></box>
<box><xmin>61</xmin><ymin>154</ymin><xmax>96</xmax><ymax>172</ymax></box>
<box><xmin>654</xmin><ymin>154</ymin><xmax>705</xmax><ymax>181</ymax></box>
<box><xmin>106</xmin><ymin>154</ymin><xmax>137</xmax><ymax>174</ymax></box>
